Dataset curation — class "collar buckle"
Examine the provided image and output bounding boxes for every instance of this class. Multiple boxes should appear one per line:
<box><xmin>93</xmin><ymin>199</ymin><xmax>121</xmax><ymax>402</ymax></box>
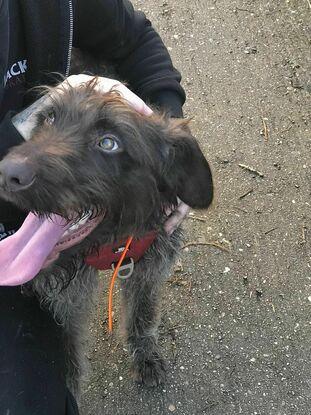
<box><xmin>111</xmin><ymin>257</ymin><xmax>134</xmax><ymax>280</ymax></box>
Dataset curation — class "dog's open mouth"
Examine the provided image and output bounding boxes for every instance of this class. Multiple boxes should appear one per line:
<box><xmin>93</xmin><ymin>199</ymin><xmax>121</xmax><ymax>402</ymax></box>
<box><xmin>0</xmin><ymin>210</ymin><xmax>104</xmax><ymax>286</ymax></box>
<box><xmin>44</xmin><ymin>210</ymin><xmax>105</xmax><ymax>266</ymax></box>
<box><xmin>55</xmin><ymin>210</ymin><xmax>103</xmax><ymax>249</ymax></box>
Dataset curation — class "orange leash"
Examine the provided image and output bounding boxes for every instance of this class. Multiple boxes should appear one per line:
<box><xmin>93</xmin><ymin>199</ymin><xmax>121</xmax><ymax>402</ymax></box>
<box><xmin>108</xmin><ymin>236</ymin><xmax>133</xmax><ymax>333</ymax></box>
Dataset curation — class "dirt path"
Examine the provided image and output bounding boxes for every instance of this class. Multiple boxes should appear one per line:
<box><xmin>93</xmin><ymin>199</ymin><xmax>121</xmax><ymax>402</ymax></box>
<box><xmin>81</xmin><ymin>1</ymin><xmax>310</xmax><ymax>414</ymax></box>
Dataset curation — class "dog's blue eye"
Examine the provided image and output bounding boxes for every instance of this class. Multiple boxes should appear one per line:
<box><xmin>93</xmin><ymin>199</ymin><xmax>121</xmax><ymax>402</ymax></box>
<box><xmin>98</xmin><ymin>135</ymin><xmax>119</xmax><ymax>152</ymax></box>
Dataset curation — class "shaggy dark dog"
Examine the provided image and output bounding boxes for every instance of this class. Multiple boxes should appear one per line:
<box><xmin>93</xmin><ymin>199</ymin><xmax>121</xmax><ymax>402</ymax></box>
<box><xmin>0</xmin><ymin>78</ymin><xmax>213</xmax><ymax>397</ymax></box>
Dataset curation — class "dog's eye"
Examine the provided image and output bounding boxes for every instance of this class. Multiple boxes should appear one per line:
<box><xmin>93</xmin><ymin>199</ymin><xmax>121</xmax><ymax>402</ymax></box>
<box><xmin>45</xmin><ymin>111</ymin><xmax>55</xmax><ymax>125</ymax></box>
<box><xmin>98</xmin><ymin>135</ymin><xmax>119</xmax><ymax>152</ymax></box>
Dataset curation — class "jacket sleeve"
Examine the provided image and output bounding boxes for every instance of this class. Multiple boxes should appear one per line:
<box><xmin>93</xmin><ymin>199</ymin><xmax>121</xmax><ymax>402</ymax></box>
<box><xmin>73</xmin><ymin>0</ymin><xmax>185</xmax><ymax>117</ymax></box>
<box><xmin>0</xmin><ymin>112</ymin><xmax>24</xmax><ymax>160</ymax></box>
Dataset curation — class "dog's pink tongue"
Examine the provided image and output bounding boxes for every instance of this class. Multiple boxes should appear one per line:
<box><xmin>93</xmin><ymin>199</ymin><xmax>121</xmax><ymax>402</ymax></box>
<box><xmin>0</xmin><ymin>213</ymin><xmax>70</xmax><ymax>286</ymax></box>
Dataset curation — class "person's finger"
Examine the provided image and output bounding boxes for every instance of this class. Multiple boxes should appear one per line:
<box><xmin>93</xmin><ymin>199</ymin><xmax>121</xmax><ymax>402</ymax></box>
<box><xmin>164</xmin><ymin>202</ymin><xmax>190</xmax><ymax>235</ymax></box>
<box><xmin>64</xmin><ymin>74</ymin><xmax>93</xmax><ymax>88</ymax></box>
<box><xmin>65</xmin><ymin>76</ymin><xmax>153</xmax><ymax>116</ymax></box>
<box><xmin>164</xmin><ymin>197</ymin><xmax>185</xmax><ymax>217</ymax></box>
<box><xmin>111</xmin><ymin>83</ymin><xmax>153</xmax><ymax>115</ymax></box>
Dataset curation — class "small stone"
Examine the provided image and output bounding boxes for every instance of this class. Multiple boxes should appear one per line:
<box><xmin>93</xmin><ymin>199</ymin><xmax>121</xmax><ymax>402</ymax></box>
<box><xmin>308</xmin><ymin>296</ymin><xmax>311</xmax><ymax>303</ymax></box>
<box><xmin>173</xmin><ymin>34</ymin><xmax>179</xmax><ymax>40</ymax></box>
<box><xmin>174</xmin><ymin>259</ymin><xmax>183</xmax><ymax>273</ymax></box>
<box><xmin>215</xmin><ymin>354</ymin><xmax>221</xmax><ymax>360</ymax></box>
<box><xmin>223</xmin><ymin>267</ymin><xmax>230</xmax><ymax>274</ymax></box>
<box><xmin>244</xmin><ymin>46</ymin><xmax>257</xmax><ymax>54</ymax></box>
<box><xmin>250</xmin><ymin>357</ymin><xmax>256</xmax><ymax>363</ymax></box>
<box><xmin>256</xmin><ymin>289</ymin><xmax>263</xmax><ymax>298</ymax></box>
<box><xmin>168</xmin><ymin>404</ymin><xmax>176</xmax><ymax>412</ymax></box>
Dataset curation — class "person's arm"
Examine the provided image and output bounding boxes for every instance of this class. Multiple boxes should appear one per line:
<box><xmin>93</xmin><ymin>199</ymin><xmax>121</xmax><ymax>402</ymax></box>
<box><xmin>73</xmin><ymin>0</ymin><xmax>185</xmax><ymax>118</ymax></box>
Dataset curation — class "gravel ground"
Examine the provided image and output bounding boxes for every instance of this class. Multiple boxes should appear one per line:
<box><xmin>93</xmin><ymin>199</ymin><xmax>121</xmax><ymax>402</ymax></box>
<box><xmin>80</xmin><ymin>1</ymin><xmax>310</xmax><ymax>414</ymax></box>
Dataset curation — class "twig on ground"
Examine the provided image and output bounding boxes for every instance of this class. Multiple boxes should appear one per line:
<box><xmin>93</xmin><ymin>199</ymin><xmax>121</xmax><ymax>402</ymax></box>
<box><xmin>234</xmin><ymin>7</ymin><xmax>255</xmax><ymax>13</ymax></box>
<box><xmin>110</xmin><ymin>341</ymin><xmax>121</xmax><ymax>353</ymax></box>
<box><xmin>171</xmin><ymin>340</ymin><xmax>178</xmax><ymax>362</ymax></box>
<box><xmin>261</xmin><ymin>117</ymin><xmax>269</xmax><ymax>141</ymax></box>
<box><xmin>160</xmin><ymin>324</ymin><xmax>184</xmax><ymax>336</ymax></box>
<box><xmin>264</xmin><ymin>227</ymin><xmax>278</xmax><ymax>235</ymax></box>
<box><xmin>279</xmin><ymin>124</ymin><xmax>293</xmax><ymax>135</ymax></box>
<box><xmin>168</xmin><ymin>274</ymin><xmax>189</xmax><ymax>287</ymax></box>
<box><xmin>234</xmin><ymin>206</ymin><xmax>248</xmax><ymax>214</ymax></box>
<box><xmin>239</xmin><ymin>188</ymin><xmax>253</xmax><ymax>199</ymax></box>
<box><xmin>301</xmin><ymin>225</ymin><xmax>307</xmax><ymax>244</ymax></box>
<box><xmin>182</xmin><ymin>241</ymin><xmax>230</xmax><ymax>253</ymax></box>
<box><xmin>238</xmin><ymin>163</ymin><xmax>264</xmax><ymax>178</ymax></box>
<box><xmin>187</xmin><ymin>214</ymin><xmax>207</xmax><ymax>222</ymax></box>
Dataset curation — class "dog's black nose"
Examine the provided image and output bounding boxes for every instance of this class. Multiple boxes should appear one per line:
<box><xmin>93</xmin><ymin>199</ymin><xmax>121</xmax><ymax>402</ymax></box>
<box><xmin>0</xmin><ymin>158</ymin><xmax>35</xmax><ymax>191</ymax></box>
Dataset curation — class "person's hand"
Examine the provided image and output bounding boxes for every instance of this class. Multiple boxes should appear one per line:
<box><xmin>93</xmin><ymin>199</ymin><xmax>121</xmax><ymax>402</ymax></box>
<box><xmin>61</xmin><ymin>75</ymin><xmax>153</xmax><ymax>116</ymax></box>
<box><xmin>164</xmin><ymin>198</ymin><xmax>190</xmax><ymax>235</ymax></box>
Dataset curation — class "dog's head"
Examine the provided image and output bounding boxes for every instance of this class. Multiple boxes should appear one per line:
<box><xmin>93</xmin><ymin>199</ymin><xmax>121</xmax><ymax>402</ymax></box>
<box><xmin>0</xmin><ymin>81</ymin><xmax>213</xmax><ymax>237</ymax></box>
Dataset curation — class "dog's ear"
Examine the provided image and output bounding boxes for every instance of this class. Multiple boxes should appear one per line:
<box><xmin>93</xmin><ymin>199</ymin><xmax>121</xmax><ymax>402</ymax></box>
<box><xmin>162</xmin><ymin>119</ymin><xmax>213</xmax><ymax>209</ymax></box>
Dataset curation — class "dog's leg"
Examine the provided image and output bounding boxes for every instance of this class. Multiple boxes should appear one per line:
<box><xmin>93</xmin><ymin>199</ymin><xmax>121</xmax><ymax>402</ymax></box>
<box><xmin>120</xmin><ymin>230</ymin><xmax>182</xmax><ymax>387</ymax></box>
<box><xmin>59</xmin><ymin>265</ymin><xmax>99</xmax><ymax>398</ymax></box>
<box><xmin>26</xmin><ymin>263</ymin><xmax>98</xmax><ymax>399</ymax></box>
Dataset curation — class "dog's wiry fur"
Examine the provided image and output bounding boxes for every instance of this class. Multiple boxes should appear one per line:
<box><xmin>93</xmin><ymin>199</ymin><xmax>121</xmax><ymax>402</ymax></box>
<box><xmin>1</xmin><ymin>78</ymin><xmax>213</xmax><ymax>398</ymax></box>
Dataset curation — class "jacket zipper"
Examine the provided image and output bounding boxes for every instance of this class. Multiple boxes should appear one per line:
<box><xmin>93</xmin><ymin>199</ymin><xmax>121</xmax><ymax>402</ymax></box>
<box><xmin>65</xmin><ymin>0</ymin><xmax>74</xmax><ymax>77</ymax></box>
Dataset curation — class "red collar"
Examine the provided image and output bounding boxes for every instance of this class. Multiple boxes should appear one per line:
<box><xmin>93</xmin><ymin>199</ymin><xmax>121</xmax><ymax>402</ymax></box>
<box><xmin>85</xmin><ymin>230</ymin><xmax>157</xmax><ymax>272</ymax></box>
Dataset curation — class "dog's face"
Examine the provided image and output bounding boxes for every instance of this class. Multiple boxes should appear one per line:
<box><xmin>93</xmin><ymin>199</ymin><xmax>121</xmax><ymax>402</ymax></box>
<box><xmin>0</xmin><ymin>82</ymin><xmax>213</xmax><ymax>236</ymax></box>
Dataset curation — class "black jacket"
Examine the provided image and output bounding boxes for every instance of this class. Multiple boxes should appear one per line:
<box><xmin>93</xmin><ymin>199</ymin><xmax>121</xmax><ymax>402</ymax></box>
<box><xmin>0</xmin><ymin>0</ymin><xmax>185</xmax><ymax>160</ymax></box>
